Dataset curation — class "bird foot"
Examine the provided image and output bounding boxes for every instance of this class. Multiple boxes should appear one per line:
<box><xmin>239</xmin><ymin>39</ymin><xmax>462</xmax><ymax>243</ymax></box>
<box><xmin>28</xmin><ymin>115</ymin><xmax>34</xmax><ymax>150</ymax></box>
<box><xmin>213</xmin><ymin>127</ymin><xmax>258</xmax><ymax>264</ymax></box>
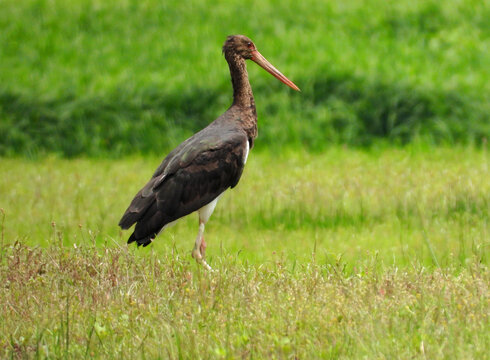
<box><xmin>192</xmin><ymin>248</ymin><xmax>214</xmax><ymax>271</ymax></box>
<box><xmin>201</xmin><ymin>259</ymin><xmax>214</xmax><ymax>272</ymax></box>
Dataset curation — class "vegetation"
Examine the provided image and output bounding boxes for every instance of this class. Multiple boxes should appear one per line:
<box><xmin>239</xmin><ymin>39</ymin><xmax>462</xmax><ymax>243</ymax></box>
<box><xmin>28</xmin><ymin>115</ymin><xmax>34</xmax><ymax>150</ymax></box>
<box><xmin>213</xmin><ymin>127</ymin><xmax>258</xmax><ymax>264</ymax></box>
<box><xmin>0</xmin><ymin>0</ymin><xmax>489</xmax><ymax>156</ymax></box>
<box><xmin>1</xmin><ymin>0</ymin><xmax>489</xmax><ymax>357</ymax></box>
<box><xmin>1</xmin><ymin>147</ymin><xmax>488</xmax><ymax>267</ymax></box>
<box><xmin>1</xmin><ymin>241</ymin><xmax>487</xmax><ymax>359</ymax></box>
<box><xmin>1</xmin><ymin>148</ymin><xmax>488</xmax><ymax>358</ymax></box>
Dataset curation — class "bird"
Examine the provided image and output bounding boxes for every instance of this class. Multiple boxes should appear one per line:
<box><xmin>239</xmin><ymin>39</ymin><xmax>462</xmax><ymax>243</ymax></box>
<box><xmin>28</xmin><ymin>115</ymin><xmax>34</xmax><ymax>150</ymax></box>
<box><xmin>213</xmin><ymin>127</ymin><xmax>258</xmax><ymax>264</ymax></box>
<box><xmin>119</xmin><ymin>35</ymin><xmax>299</xmax><ymax>270</ymax></box>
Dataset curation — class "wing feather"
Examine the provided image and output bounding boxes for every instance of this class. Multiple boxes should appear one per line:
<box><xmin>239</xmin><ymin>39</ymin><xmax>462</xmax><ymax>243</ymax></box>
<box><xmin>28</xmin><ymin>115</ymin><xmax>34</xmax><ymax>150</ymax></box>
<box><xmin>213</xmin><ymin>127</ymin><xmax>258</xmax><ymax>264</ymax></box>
<box><xmin>119</xmin><ymin>127</ymin><xmax>249</xmax><ymax>246</ymax></box>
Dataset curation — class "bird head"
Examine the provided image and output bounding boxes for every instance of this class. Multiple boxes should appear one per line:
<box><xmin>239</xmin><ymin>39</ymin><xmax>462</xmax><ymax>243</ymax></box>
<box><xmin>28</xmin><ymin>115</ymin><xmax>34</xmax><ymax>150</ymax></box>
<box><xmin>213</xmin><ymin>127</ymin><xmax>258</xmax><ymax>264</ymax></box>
<box><xmin>223</xmin><ymin>35</ymin><xmax>300</xmax><ymax>91</ymax></box>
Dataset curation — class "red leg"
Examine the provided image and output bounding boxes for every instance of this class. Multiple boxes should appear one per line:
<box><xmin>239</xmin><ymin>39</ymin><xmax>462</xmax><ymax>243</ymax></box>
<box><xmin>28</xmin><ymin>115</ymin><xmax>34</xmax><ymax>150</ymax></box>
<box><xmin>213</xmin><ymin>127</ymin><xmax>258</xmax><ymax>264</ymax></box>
<box><xmin>200</xmin><ymin>236</ymin><xmax>207</xmax><ymax>258</ymax></box>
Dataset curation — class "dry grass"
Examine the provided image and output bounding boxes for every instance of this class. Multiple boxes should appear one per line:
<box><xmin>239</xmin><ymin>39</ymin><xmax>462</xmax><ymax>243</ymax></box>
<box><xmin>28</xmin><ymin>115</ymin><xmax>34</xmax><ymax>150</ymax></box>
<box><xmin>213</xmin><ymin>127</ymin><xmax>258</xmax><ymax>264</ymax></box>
<box><xmin>1</xmin><ymin>240</ymin><xmax>488</xmax><ymax>359</ymax></box>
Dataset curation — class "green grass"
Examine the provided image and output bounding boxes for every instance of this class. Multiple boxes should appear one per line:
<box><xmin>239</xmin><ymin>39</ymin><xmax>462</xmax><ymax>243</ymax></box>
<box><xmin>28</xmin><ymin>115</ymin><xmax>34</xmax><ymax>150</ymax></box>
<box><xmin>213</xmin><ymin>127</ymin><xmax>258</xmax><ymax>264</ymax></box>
<box><xmin>1</xmin><ymin>147</ymin><xmax>488</xmax><ymax>266</ymax></box>
<box><xmin>1</xmin><ymin>0</ymin><xmax>489</xmax><ymax>357</ymax></box>
<box><xmin>1</xmin><ymin>148</ymin><xmax>489</xmax><ymax>358</ymax></box>
<box><xmin>1</xmin><ymin>243</ymin><xmax>488</xmax><ymax>359</ymax></box>
<box><xmin>1</xmin><ymin>0</ymin><xmax>489</xmax><ymax>156</ymax></box>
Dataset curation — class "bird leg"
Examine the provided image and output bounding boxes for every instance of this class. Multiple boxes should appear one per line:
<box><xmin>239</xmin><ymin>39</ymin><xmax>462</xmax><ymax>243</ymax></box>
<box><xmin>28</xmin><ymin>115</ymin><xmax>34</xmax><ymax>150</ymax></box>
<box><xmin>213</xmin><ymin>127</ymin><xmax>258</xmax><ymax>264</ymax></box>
<box><xmin>200</xmin><ymin>237</ymin><xmax>207</xmax><ymax>259</ymax></box>
<box><xmin>192</xmin><ymin>221</ymin><xmax>212</xmax><ymax>271</ymax></box>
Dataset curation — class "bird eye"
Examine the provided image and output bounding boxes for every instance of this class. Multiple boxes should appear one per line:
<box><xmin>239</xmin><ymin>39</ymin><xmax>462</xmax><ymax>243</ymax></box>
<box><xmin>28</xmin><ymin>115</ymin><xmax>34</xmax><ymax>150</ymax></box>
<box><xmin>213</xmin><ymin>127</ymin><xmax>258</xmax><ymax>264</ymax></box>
<box><xmin>247</xmin><ymin>42</ymin><xmax>253</xmax><ymax>47</ymax></box>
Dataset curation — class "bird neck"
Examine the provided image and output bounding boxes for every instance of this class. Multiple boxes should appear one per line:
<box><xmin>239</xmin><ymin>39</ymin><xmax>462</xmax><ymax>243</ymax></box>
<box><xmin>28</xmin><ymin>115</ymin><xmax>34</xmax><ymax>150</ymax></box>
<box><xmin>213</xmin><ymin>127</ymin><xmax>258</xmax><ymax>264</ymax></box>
<box><xmin>226</xmin><ymin>53</ymin><xmax>256</xmax><ymax>110</ymax></box>
<box><xmin>223</xmin><ymin>52</ymin><xmax>258</xmax><ymax>144</ymax></box>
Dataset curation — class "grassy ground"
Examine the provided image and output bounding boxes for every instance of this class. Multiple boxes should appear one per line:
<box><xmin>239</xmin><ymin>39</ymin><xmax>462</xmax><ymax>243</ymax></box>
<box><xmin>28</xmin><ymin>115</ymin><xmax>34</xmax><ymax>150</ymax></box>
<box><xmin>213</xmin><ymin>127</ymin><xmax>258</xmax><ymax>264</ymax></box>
<box><xmin>1</xmin><ymin>0</ymin><xmax>489</xmax><ymax>156</ymax></box>
<box><xmin>1</xmin><ymin>2</ymin><xmax>489</xmax><ymax>356</ymax></box>
<box><xmin>1</xmin><ymin>147</ymin><xmax>489</xmax><ymax>358</ymax></box>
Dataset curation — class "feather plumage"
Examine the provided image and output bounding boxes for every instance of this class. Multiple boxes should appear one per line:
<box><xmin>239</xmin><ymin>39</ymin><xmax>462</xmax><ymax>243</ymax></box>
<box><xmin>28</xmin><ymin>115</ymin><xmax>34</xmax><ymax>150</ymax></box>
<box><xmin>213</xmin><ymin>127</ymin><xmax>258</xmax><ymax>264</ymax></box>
<box><xmin>119</xmin><ymin>120</ymin><xmax>249</xmax><ymax>246</ymax></box>
<box><xmin>119</xmin><ymin>35</ymin><xmax>298</xmax><ymax>269</ymax></box>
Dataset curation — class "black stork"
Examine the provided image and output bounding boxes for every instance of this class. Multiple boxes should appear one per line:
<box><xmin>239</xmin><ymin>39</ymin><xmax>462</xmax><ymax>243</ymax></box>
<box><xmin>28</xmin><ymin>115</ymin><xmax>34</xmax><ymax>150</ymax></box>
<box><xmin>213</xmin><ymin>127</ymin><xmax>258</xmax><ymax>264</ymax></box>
<box><xmin>119</xmin><ymin>35</ymin><xmax>299</xmax><ymax>270</ymax></box>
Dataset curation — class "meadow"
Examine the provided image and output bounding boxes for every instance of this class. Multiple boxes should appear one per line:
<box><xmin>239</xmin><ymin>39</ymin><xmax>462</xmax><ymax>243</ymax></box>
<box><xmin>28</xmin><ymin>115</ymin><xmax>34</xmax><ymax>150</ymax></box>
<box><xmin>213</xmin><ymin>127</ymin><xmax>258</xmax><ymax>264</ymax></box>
<box><xmin>1</xmin><ymin>0</ymin><xmax>489</xmax><ymax>358</ymax></box>
<box><xmin>1</xmin><ymin>147</ymin><xmax>489</xmax><ymax>358</ymax></box>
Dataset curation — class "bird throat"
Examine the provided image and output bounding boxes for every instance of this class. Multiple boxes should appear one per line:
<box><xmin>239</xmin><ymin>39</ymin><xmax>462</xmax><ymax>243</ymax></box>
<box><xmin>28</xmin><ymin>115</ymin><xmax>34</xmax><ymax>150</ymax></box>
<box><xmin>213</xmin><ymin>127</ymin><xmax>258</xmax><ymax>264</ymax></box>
<box><xmin>226</xmin><ymin>53</ymin><xmax>256</xmax><ymax>110</ymax></box>
<box><xmin>224</xmin><ymin>51</ymin><xmax>258</xmax><ymax>144</ymax></box>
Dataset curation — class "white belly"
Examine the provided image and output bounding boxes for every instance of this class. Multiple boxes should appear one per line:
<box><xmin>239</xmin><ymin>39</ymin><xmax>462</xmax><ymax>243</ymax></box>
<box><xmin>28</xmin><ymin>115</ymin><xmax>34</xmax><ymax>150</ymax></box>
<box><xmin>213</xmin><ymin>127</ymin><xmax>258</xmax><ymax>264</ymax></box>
<box><xmin>198</xmin><ymin>193</ymin><xmax>224</xmax><ymax>223</ymax></box>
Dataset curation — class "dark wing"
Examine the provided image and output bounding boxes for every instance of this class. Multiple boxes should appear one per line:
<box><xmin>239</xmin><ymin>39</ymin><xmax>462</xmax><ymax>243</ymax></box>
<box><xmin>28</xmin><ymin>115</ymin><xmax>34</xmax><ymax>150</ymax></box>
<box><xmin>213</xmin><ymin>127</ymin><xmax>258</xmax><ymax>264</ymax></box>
<box><xmin>119</xmin><ymin>128</ymin><xmax>249</xmax><ymax>247</ymax></box>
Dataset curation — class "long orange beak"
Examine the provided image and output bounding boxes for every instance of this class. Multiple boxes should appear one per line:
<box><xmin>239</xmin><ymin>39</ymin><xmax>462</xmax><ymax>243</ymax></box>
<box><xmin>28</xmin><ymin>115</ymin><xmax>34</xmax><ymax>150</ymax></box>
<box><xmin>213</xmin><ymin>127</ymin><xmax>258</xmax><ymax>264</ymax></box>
<box><xmin>251</xmin><ymin>50</ymin><xmax>300</xmax><ymax>91</ymax></box>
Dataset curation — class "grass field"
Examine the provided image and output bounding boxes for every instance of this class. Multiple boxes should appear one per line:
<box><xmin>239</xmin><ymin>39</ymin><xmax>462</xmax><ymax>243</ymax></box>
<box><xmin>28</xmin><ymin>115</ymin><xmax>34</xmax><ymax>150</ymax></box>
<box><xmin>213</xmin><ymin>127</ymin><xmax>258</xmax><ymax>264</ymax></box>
<box><xmin>1</xmin><ymin>148</ymin><xmax>489</xmax><ymax>358</ymax></box>
<box><xmin>1</xmin><ymin>0</ymin><xmax>489</xmax><ymax>357</ymax></box>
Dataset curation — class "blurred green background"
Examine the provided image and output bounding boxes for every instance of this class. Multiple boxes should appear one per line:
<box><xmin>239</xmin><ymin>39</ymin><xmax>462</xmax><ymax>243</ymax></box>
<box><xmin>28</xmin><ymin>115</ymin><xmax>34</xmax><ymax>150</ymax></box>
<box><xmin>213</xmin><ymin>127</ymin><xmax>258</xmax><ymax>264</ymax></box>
<box><xmin>1</xmin><ymin>0</ymin><xmax>488</xmax><ymax>157</ymax></box>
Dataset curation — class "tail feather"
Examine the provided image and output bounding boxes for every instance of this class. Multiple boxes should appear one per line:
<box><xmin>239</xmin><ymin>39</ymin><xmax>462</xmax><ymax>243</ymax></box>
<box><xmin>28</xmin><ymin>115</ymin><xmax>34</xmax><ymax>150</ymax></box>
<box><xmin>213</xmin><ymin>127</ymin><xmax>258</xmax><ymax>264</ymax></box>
<box><xmin>127</xmin><ymin>232</ymin><xmax>154</xmax><ymax>247</ymax></box>
<box><xmin>124</xmin><ymin>201</ymin><xmax>163</xmax><ymax>248</ymax></box>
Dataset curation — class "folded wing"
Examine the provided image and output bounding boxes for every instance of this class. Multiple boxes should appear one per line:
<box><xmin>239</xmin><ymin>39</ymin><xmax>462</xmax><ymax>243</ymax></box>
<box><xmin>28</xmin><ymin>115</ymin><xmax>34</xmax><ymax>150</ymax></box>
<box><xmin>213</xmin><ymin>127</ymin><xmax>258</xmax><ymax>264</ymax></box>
<box><xmin>119</xmin><ymin>128</ymin><xmax>249</xmax><ymax>247</ymax></box>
